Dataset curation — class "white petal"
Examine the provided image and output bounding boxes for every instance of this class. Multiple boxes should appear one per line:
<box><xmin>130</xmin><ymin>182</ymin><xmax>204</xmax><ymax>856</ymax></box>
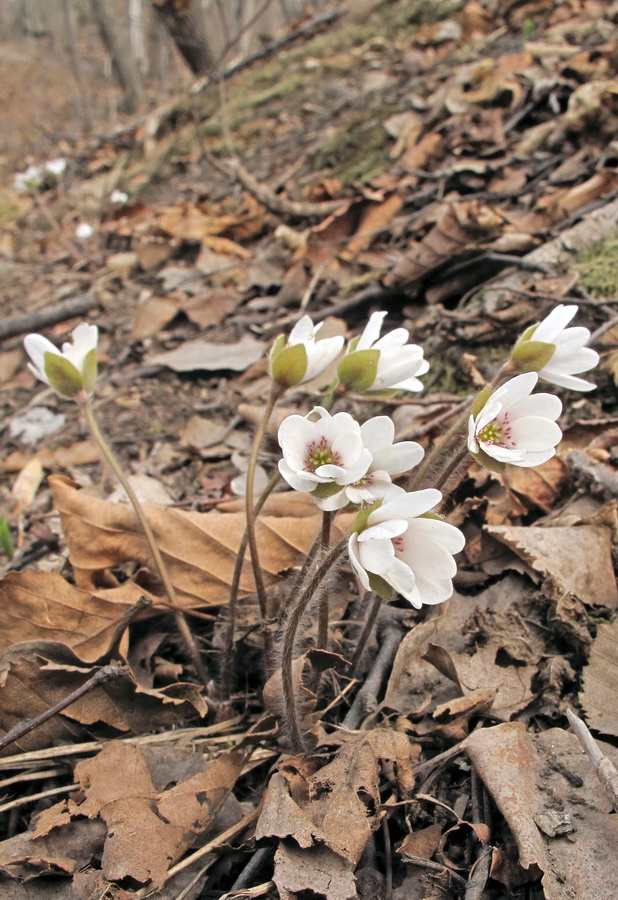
<box><xmin>371</xmin><ymin>488</ymin><xmax>442</xmax><ymax>524</ymax></box>
<box><xmin>360</xmin><ymin>416</ymin><xmax>395</xmax><ymax>452</ymax></box>
<box><xmin>491</xmin><ymin>372</ymin><xmax>538</xmax><ymax>409</ymax></box>
<box><xmin>289</xmin><ymin>315</ymin><xmax>315</xmax><ymax>344</ymax></box>
<box><xmin>303</xmin><ymin>335</ymin><xmax>344</xmax><ymax>381</ymax></box>
<box><xmin>509</xmin><ymin>448</ymin><xmax>557</xmax><ymax>467</ymax></box>
<box><xmin>508</xmin><ymin>416</ymin><xmax>562</xmax><ymax>449</ymax></box>
<box><xmin>374</xmin><ymin>328</ymin><xmax>410</xmax><ymax>351</ymax></box>
<box><xmin>23</xmin><ymin>334</ymin><xmax>61</xmax><ymax>384</ymax></box>
<box><xmin>278</xmin><ymin>459</ymin><xmax>316</xmax><ymax>492</ymax></box>
<box><xmin>410</xmin><ymin>518</ymin><xmax>466</xmax><ymax>555</ymax></box>
<box><xmin>532</xmin><ymin>305</ymin><xmax>577</xmax><ymax>342</ymax></box>
<box><xmin>341</xmin><ymin>449</ymin><xmax>373</xmax><ymax>484</ymax></box>
<box><xmin>356</xmin><ymin>311</ymin><xmax>386</xmax><ymax>350</ymax></box>
<box><xmin>383</xmin><ymin>557</ymin><xmax>416</xmax><ymax>598</ymax></box>
<box><xmin>539</xmin><ymin>370</ymin><xmax>597</xmax><ymax>391</ymax></box>
<box><xmin>371</xmin><ymin>441</ymin><xmax>424</xmax><ymax>475</ymax></box>
<box><xmin>348</xmin><ymin>534</ymin><xmax>371</xmax><ymax>591</ymax></box>
<box><xmin>358</xmin><ymin>518</ymin><xmax>408</xmax><ymax>541</ymax></box>
<box><xmin>357</xmin><ymin>536</ymin><xmax>396</xmax><ymax>575</ymax></box>
<box><xmin>507</xmin><ymin>392</ymin><xmax>562</xmax><ymax>422</ymax></box>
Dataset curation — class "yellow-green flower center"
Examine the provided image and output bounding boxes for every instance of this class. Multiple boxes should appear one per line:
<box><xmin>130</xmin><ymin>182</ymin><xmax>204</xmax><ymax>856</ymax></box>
<box><xmin>305</xmin><ymin>437</ymin><xmax>340</xmax><ymax>471</ymax></box>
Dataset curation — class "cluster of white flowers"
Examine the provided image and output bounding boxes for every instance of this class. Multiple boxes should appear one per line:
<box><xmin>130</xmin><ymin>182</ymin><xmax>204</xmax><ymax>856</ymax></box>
<box><xmin>13</xmin><ymin>158</ymin><xmax>66</xmax><ymax>193</ymax></box>
<box><xmin>21</xmin><ymin>304</ymin><xmax>600</xmax><ymax>613</ymax></box>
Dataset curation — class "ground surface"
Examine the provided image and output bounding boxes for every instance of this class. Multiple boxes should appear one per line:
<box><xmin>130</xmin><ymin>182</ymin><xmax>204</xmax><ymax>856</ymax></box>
<box><xmin>0</xmin><ymin>1</ymin><xmax>617</xmax><ymax>898</ymax></box>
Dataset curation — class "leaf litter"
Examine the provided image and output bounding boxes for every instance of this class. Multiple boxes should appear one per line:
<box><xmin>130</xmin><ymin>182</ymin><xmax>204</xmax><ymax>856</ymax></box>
<box><xmin>0</xmin><ymin>0</ymin><xmax>618</xmax><ymax>897</ymax></box>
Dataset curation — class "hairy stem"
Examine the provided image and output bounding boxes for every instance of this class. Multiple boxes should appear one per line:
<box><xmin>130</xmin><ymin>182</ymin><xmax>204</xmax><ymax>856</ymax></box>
<box><xmin>281</xmin><ymin>536</ymin><xmax>348</xmax><ymax>753</ymax></box>
<box><xmin>244</xmin><ymin>383</ymin><xmax>285</xmax><ymax>656</ymax></box>
<box><xmin>349</xmin><ymin>592</ymin><xmax>382</xmax><ymax>676</ymax></box>
<box><xmin>219</xmin><ymin>470</ymin><xmax>281</xmax><ymax>704</ymax></box>
<box><xmin>81</xmin><ymin>398</ymin><xmax>210</xmax><ymax>691</ymax></box>
<box><xmin>316</xmin><ymin>510</ymin><xmax>332</xmax><ymax>652</ymax></box>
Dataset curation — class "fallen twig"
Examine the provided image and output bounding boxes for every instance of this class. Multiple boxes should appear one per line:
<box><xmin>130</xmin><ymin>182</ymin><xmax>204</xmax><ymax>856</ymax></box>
<box><xmin>0</xmin><ymin>294</ymin><xmax>97</xmax><ymax>342</ymax></box>
<box><xmin>566</xmin><ymin>709</ymin><xmax>618</xmax><ymax>812</ymax></box>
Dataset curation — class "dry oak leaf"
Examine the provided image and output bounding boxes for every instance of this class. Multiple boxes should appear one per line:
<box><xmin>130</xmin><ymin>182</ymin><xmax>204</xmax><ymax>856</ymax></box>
<box><xmin>464</xmin><ymin>724</ymin><xmax>618</xmax><ymax>900</ymax></box>
<box><xmin>148</xmin><ymin>334</ymin><xmax>264</xmax><ymax>373</ymax></box>
<box><xmin>0</xmin><ymin>641</ymin><xmax>205</xmax><ymax>754</ymax></box>
<box><xmin>0</xmin><ymin>818</ymin><xmax>106</xmax><ymax>882</ymax></box>
<box><xmin>55</xmin><ymin>741</ymin><xmax>246</xmax><ymax>889</ymax></box>
<box><xmin>485</xmin><ymin>524</ymin><xmax>618</xmax><ymax>609</ymax></box>
<box><xmin>50</xmin><ymin>475</ymin><xmax>321</xmax><ymax>607</ymax></box>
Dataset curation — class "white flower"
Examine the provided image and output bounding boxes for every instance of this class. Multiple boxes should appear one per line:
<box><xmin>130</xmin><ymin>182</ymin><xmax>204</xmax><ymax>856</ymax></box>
<box><xmin>316</xmin><ymin>415</ymin><xmax>424</xmax><ymax>511</ymax></box>
<box><xmin>278</xmin><ymin>407</ymin><xmax>372</xmax><ymax>500</ymax></box>
<box><xmin>467</xmin><ymin>372</ymin><xmax>562</xmax><ymax>469</ymax></box>
<box><xmin>44</xmin><ymin>158</ymin><xmax>67</xmax><ymax>177</ymax></box>
<box><xmin>269</xmin><ymin>315</ymin><xmax>344</xmax><ymax>388</ymax></box>
<box><xmin>24</xmin><ymin>323</ymin><xmax>99</xmax><ymax>400</ymax></box>
<box><xmin>348</xmin><ymin>488</ymin><xmax>465</xmax><ymax>608</ymax></box>
<box><xmin>13</xmin><ymin>165</ymin><xmax>42</xmax><ymax>192</ymax></box>
<box><xmin>110</xmin><ymin>189</ymin><xmax>129</xmax><ymax>204</ymax></box>
<box><xmin>513</xmin><ymin>304</ymin><xmax>599</xmax><ymax>392</ymax></box>
<box><xmin>338</xmin><ymin>311</ymin><xmax>429</xmax><ymax>393</ymax></box>
<box><xmin>75</xmin><ymin>222</ymin><xmax>95</xmax><ymax>240</ymax></box>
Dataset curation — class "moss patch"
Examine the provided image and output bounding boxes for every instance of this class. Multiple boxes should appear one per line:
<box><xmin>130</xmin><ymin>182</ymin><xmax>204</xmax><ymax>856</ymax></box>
<box><xmin>574</xmin><ymin>239</ymin><xmax>618</xmax><ymax>297</ymax></box>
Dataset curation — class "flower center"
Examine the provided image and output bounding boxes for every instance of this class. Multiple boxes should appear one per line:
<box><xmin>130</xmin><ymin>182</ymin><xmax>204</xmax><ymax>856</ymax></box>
<box><xmin>304</xmin><ymin>436</ymin><xmax>341</xmax><ymax>471</ymax></box>
<box><xmin>477</xmin><ymin>413</ymin><xmax>515</xmax><ymax>448</ymax></box>
<box><xmin>393</xmin><ymin>535</ymin><xmax>405</xmax><ymax>553</ymax></box>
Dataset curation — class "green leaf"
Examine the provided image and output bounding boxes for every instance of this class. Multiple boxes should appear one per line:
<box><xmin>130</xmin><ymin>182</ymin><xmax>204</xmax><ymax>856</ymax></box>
<box><xmin>44</xmin><ymin>352</ymin><xmax>83</xmax><ymax>398</ymax></box>
<box><xmin>337</xmin><ymin>349</ymin><xmax>379</xmax><ymax>392</ymax></box>
<box><xmin>0</xmin><ymin>518</ymin><xmax>13</xmax><ymax>560</ymax></box>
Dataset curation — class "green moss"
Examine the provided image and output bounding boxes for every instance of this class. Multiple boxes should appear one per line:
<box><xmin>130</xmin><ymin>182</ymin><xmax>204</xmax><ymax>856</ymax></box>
<box><xmin>313</xmin><ymin>112</ymin><xmax>392</xmax><ymax>184</ymax></box>
<box><xmin>574</xmin><ymin>239</ymin><xmax>618</xmax><ymax>298</ymax></box>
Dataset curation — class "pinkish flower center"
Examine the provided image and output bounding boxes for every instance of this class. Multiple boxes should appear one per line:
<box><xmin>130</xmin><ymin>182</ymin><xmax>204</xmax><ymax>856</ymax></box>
<box><xmin>393</xmin><ymin>535</ymin><xmax>405</xmax><ymax>553</ymax></box>
<box><xmin>477</xmin><ymin>413</ymin><xmax>515</xmax><ymax>448</ymax></box>
<box><xmin>304</xmin><ymin>436</ymin><xmax>341</xmax><ymax>472</ymax></box>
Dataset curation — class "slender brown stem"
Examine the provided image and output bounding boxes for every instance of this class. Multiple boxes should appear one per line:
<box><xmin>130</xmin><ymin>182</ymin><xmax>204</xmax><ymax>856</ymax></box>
<box><xmin>244</xmin><ymin>383</ymin><xmax>284</xmax><ymax>630</ymax></box>
<box><xmin>219</xmin><ymin>470</ymin><xmax>281</xmax><ymax>704</ymax></box>
<box><xmin>281</xmin><ymin>537</ymin><xmax>348</xmax><ymax>753</ymax></box>
<box><xmin>316</xmin><ymin>510</ymin><xmax>332</xmax><ymax>652</ymax></box>
<box><xmin>81</xmin><ymin>398</ymin><xmax>210</xmax><ymax>691</ymax></box>
<box><xmin>407</xmin><ymin>400</ymin><xmax>472</xmax><ymax>491</ymax></box>
<box><xmin>0</xmin><ymin>664</ymin><xmax>125</xmax><ymax>753</ymax></box>
<box><xmin>349</xmin><ymin>592</ymin><xmax>382</xmax><ymax>676</ymax></box>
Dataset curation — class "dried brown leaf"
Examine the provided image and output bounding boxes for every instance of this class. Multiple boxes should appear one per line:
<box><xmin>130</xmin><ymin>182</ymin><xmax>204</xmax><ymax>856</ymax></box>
<box><xmin>581</xmin><ymin>618</ymin><xmax>618</xmax><ymax>737</ymax></box>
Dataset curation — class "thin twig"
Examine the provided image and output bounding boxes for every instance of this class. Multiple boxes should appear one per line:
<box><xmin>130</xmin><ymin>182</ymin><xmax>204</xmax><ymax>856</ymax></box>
<box><xmin>0</xmin><ymin>294</ymin><xmax>97</xmax><ymax>342</ymax></box>
<box><xmin>0</xmin><ymin>664</ymin><xmax>125</xmax><ymax>753</ymax></box>
<box><xmin>566</xmin><ymin>709</ymin><xmax>618</xmax><ymax>812</ymax></box>
<box><xmin>349</xmin><ymin>592</ymin><xmax>382</xmax><ymax>676</ymax></box>
<box><xmin>0</xmin><ymin>782</ymin><xmax>79</xmax><ymax>815</ymax></box>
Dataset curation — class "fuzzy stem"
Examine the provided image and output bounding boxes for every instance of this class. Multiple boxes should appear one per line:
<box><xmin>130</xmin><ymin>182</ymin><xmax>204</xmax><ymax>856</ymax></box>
<box><xmin>81</xmin><ymin>398</ymin><xmax>210</xmax><ymax>691</ymax></box>
<box><xmin>407</xmin><ymin>400</ymin><xmax>472</xmax><ymax>491</ymax></box>
<box><xmin>316</xmin><ymin>510</ymin><xmax>332</xmax><ymax>652</ymax></box>
<box><xmin>244</xmin><ymin>382</ymin><xmax>284</xmax><ymax>628</ymax></box>
<box><xmin>349</xmin><ymin>592</ymin><xmax>382</xmax><ymax>676</ymax></box>
<box><xmin>219</xmin><ymin>469</ymin><xmax>281</xmax><ymax>704</ymax></box>
<box><xmin>281</xmin><ymin>536</ymin><xmax>348</xmax><ymax>753</ymax></box>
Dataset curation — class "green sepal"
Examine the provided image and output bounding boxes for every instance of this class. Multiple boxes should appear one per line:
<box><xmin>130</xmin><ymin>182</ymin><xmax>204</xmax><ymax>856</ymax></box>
<box><xmin>470</xmin><ymin>446</ymin><xmax>506</xmax><ymax>474</ymax></box>
<box><xmin>350</xmin><ymin>500</ymin><xmax>382</xmax><ymax>535</ymax></box>
<box><xmin>510</xmin><ymin>339</ymin><xmax>555</xmax><ymax>374</ymax></box>
<box><xmin>44</xmin><ymin>352</ymin><xmax>83</xmax><ymax>398</ymax></box>
<box><xmin>367</xmin><ymin>572</ymin><xmax>394</xmax><ymax>601</ymax></box>
<box><xmin>337</xmin><ymin>349</ymin><xmax>379</xmax><ymax>392</ymax></box>
<box><xmin>81</xmin><ymin>347</ymin><xmax>98</xmax><ymax>394</ymax></box>
<box><xmin>269</xmin><ymin>342</ymin><xmax>308</xmax><ymax>387</ymax></box>
<box><xmin>470</xmin><ymin>385</ymin><xmax>494</xmax><ymax>419</ymax></box>
<box><xmin>418</xmin><ymin>511</ymin><xmax>442</xmax><ymax>520</ymax></box>
<box><xmin>311</xmin><ymin>482</ymin><xmax>344</xmax><ymax>500</ymax></box>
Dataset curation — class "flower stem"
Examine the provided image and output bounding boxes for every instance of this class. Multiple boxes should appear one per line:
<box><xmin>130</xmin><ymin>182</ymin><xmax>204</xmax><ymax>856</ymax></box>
<box><xmin>407</xmin><ymin>399</ymin><xmax>472</xmax><ymax>491</ymax></box>
<box><xmin>349</xmin><ymin>592</ymin><xmax>382</xmax><ymax>677</ymax></box>
<box><xmin>219</xmin><ymin>469</ymin><xmax>281</xmax><ymax>705</ymax></box>
<box><xmin>281</xmin><ymin>536</ymin><xmax>348</xmax><ymax>753</ymax></box>
<box><xmin>316</xmin><ymin>510</ymin><xmax>332</xmax><ymax>652</ymax></box>
<box><xmin>244</xmin><ymin>383</ymin><xmax>285</xmax><ymax>626</ymax></box>
<box><xmin>80</xmin><ymin>398</ymin><xmax>210</xmax><ymax>691</ymax></box>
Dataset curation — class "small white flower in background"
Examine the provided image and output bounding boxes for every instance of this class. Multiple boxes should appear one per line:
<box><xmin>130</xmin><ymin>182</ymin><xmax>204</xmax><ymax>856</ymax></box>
<box><xmin>512</xmin><ymin>304</ymin><xmax>599</xmax><ymax>392</ymax></box>
<box><xmin>75</xmin><ymin>222</ymin><xmax>95</xmax><ymax>240</ymax></box>
<box><xmin>467</xmin><ymin>372</ymin><xmax>562</xmax><ymax>470</ymax></box>
<box><xmin>338</xmin><ymin>310</ymin><xmax>429</xmax><ymax>393</ymax></box>
<box><xmin>24</xmin><ymin>323</ymin><xmax>99</xmax><ymax>400</ymax></box>
<box><xmin>348</xmin><ymin>488</ymin><xmax>465</xmax><ymax>608</ymax></box>
<box><xmin>110</xmin><ymin>189</ymin><xmax>129</xmax><ymax>204</ymax></box>
<box><xmin>13</xmin><ymin>165</ymin><xmax>43</xmax><ymax>192</ymax></box>
<box><xmin>316</xmin><ymin>416</ymin><xmax>425</xmax><ymax>511</ymax></box>
<box><xmin>278</xmin><ymin>407</ymin><xmax>372</xmax><ymax>502</ymax></box>
<box><xmin>44</xmin><ymin>158</ymin><xmax>67</xmax><ymax>177</ymax></box>
<box><xmin>269</xmin><ymin>315</ymin><xmax>344</xmax><ymax>388</ymax></box>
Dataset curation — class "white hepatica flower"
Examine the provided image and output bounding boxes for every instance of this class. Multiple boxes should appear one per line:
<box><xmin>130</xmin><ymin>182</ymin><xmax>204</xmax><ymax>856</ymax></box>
<box><xmin>110</xmin><ymin>189</ymin><xmax>129</xmax><ymax>204</ymax></box>
<box><xmin>75</xmin><ymin>222</ymin><xmax>95</xmax><ymax>240</ymax></box>
<box><xmin>317</xmin><ymin>416</ymin><xmax>425</xmax><ymax>511</ymax></box>
<box><xmin>348</xmin><ymin>488</ymin><xmax>465</xmax><ymax>608</ymax></box>
<box><xmin>24</xmin><ymin>323</ymin><xmax>99</xmax><ymax>400</ymax></box>
<box><xmin>467</xmin><ymin>372</ymin><xmax>562</xmax><ymax>470</ymax></box>
<box><xmin>269</xmin><ymin>315</ymin><xmax>344</xmax><ymax>388</ymax></box>
<box><xmin>44</xmin><ymin>158</ymin><xmax>67</xmax><ymax>177</ymax></box>
<box><xmin>338</xmin><ymin>310</ymin><xmax>429</xmax><ymax>393</ymax></box>
<box><xmin>278</xmin><ymin>407</ymin><xmax>372</xmax><ymax>502</ymax></box>
<box><xmin>513</xmin><ymin>304</ymin><xmax>599</xmax><ymax>392</ymax></box>
<box><xmin>14</xmin><ymin>165</ymin><xmax>42</xmax><ymax>192</ymax></box>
